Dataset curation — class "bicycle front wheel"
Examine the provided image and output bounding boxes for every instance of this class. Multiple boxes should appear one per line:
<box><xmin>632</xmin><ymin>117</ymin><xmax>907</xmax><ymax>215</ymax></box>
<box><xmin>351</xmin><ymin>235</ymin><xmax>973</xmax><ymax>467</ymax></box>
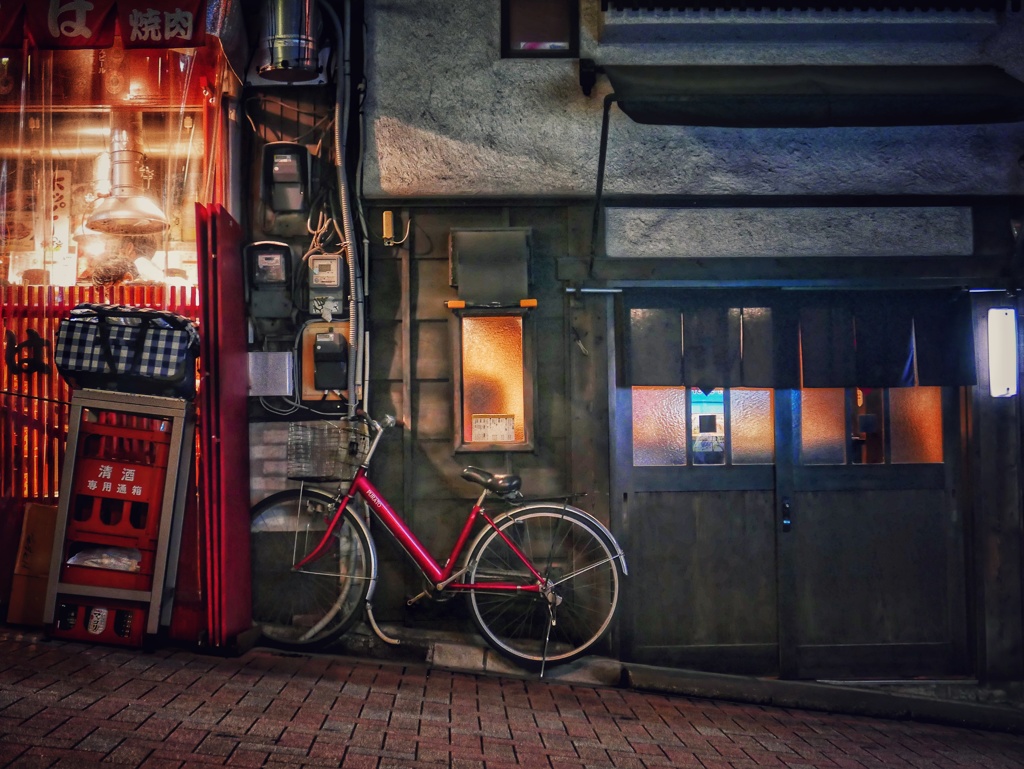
<box><xmin>466</xmin><ymin>507</ymin><xmax>621</xmax><ymax>669</ymax></box>
<box><xmin>250</xmin><ymin>488</ymin><xmax>373</xmax><ymax>651</ymax></box>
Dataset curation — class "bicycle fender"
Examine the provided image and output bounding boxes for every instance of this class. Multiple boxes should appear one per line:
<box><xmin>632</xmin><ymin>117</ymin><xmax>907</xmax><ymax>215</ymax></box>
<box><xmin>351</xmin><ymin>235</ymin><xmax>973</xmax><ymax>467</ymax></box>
<box><xmin>468</xmin><ymin>501</ymin><xmax>628</xmax><ymax>576</ymax></box>
<box><xmin>345</xmin><ymin>500</ymin><xmax>382</xmax><ymax>602</ymax></box>
<box><xmin>282</xmin><ymin>488</ymin><xmax>382</xmax><ymax>602</ymax></box>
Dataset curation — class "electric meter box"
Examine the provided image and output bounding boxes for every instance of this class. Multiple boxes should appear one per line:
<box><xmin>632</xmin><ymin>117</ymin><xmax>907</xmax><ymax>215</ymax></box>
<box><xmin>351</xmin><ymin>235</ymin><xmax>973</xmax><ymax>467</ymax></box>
<box><xmin>307</xmin><ymin>254</ymin><xmax>347</xmax><ymax>317</ymax></box>
<box><xmin>245</xmin><ymin>241</ymin><xmax>293</xmax><ymax>319</ymax></box>
<box><xmin>312</xmin><ymin>332</ymin><xmax>348</xmax><ymax>391</ymax></box>
<box><xmin>298</xmin><ymin>321</ymin><xmax>349</xmax><ymax>411</ymax></box>
<box><xmin>262</xmin><ymin>142</ymin><xmax>309</xmax><ymax>214</ymax></box>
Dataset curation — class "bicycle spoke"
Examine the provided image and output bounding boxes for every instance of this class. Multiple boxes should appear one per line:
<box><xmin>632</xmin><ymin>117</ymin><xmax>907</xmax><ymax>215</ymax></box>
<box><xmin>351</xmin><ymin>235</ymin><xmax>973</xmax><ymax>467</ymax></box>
<box><xmin>466</xmin><ymin>507</ymin><xmax>621</xmax><ymax>668</ymax></box>
<box><xmin>550</xmin><ymin>555</ymin><xmax>616</xmax><ymax>587</ymax></box>
<box><xmin>250</xmin><ymin>489</ymin><xmax>373</xmax><ymax>650</ymax></box>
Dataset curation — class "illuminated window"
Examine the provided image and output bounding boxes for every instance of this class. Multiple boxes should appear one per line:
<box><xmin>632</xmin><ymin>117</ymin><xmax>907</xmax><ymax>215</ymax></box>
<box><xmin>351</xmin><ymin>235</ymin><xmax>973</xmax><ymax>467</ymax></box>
<box><xmin>0</xmin><ymin>45</ymin><xmax>208</xmax><ymax>287</ymax></box>
<box><xmin>454</xmin><ymin>311</ymin><xmax>535</xmax><ymax>451</ymax></box>
<box><xmin>632</xmin><ymin>386</ymin><xmax>774</xmax><ymax>467</ymax></box>
<box><xmin>502</xmin><ymin>0</ymin><xmax>579</xmax><ymax>58</ymax></box>
<box><xmin>799</xmin><ymin>387</ymin><xmax>943</xmax><ymax>466</ymax></box>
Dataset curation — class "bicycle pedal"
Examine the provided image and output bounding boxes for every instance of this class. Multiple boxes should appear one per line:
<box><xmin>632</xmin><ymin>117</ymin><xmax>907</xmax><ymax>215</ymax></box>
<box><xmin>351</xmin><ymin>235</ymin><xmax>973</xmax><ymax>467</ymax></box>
<box><xmin>406</xmin><ymin>589</ymin><xmax>430</xmax><ymax>606</ymax></box>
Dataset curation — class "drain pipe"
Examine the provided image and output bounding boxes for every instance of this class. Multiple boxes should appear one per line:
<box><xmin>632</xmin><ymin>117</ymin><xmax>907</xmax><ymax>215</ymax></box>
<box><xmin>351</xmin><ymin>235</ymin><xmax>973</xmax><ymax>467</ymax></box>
<box><xmin>319</xmin><ymin>0</ymin><xmax>359</xmax><ymax>416</ymax></box>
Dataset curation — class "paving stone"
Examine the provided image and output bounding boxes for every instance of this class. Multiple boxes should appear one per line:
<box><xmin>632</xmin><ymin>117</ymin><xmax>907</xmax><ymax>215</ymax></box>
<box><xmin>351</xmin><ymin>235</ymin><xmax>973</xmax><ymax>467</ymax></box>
<box><xmin>2</xmin><ymin>627</ymin><xmax>1024</xmax><ymax>768</ymax></box>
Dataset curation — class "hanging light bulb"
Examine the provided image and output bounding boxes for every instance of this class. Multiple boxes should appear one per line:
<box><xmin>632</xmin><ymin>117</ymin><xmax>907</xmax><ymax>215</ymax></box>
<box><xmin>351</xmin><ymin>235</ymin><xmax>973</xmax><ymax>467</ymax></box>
<box><xmin>86</xmin><ymin>111</ymin><xmax>168</xmax><ymax>235</ymax></box>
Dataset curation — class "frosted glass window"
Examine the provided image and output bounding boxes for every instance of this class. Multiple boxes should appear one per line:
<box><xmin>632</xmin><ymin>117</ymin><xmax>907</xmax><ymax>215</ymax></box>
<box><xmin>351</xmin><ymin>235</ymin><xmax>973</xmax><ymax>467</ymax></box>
<box><xmin>691</xmin><ymin>389</ymin><xmax>725</xmax><ymax>464</ymax></box>
<box><xmin>632</xmin><ymin>387</ymin><xmax>688</xmax><ymax>466</ymax></box>
<box><xmin>731</xmin><ymin>389</ymin><xmax>775</xmax><ymax>465</ymax></box>
<box><xmin>462</xmin><ymin>315</ymin><xmax>525</xmax><ymax>443</ymax></box>
<box><xmin>800</xmin><ymin>388</ymin><xmax>846</xmax><ymax>465</ymax></box>
<box><xmin>891</xmin><ymin>387</ymin><xmax>943</xmax><ymax>464</ymax></box>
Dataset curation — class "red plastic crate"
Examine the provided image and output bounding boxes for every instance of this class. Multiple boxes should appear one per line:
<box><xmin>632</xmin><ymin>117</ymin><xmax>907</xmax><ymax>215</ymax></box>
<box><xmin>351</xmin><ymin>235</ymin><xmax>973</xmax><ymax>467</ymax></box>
<box><xmin>66</xmin><ymin>457</ymin><xmax>167</xmax><ymax>546</ymax></box>
<box><xmin>78</xmin><ymin>415</ymin><xmax>172</xmax><ymax>468</ymax></box>
<box><xmin>50</xmin><ymin>597</ymin><xmax>147</xmax><ymax>647</ymax></box>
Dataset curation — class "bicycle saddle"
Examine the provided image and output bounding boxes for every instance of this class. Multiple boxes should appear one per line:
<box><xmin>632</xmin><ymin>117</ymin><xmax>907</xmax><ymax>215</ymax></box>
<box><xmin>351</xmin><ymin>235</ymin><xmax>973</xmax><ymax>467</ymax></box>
<box><xmin>461</xmin><ymin>466</ymin><xmax>522</xmax><ymax>495</ymax></box>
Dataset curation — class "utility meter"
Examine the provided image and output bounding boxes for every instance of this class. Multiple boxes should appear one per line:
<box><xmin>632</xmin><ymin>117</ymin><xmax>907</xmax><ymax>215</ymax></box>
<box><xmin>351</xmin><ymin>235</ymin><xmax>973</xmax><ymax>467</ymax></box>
<box><xmin>313</xmin><ymin>331</ymin><xmax>349</xmax><ymax>391</ymax></box>
<box><xmin>299</xmin><ymin>321</ymin><xmax>350</xmax><ymax>409</ymax></box>
<box><xmin>307</xmin><ymin>254</ymin><xmax>346</xmax><ymax>317</ymax></box>
<box><xmin>262</xmin><ymin>142</ymin><xmax>309</xmax><ymax>214</ymax></box>
<box><xmin>245</xmin><ymin>241</ymin><xmax>293</xmax><ymax>318</ymax></box>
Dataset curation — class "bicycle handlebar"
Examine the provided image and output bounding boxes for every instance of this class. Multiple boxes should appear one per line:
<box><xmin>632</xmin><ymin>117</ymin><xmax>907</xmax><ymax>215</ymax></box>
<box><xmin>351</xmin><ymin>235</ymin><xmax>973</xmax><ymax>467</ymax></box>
<box><xmin>352</xmin><ymin>409</ymin><xmax>403</xmax><ymax>431</ymax></box>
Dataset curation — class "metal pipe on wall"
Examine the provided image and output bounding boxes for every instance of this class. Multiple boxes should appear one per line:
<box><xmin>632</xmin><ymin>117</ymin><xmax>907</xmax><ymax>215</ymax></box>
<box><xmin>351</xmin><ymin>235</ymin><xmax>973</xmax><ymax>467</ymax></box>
<box><xmin>318</xmin><ymin>0</ymin><xmax>360</xmax><ymax>417</ymax></box>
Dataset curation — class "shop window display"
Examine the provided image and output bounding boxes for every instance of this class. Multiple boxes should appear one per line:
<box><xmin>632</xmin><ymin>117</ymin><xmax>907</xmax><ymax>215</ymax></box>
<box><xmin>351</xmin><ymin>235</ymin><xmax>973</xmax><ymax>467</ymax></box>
<box><xmin>0</xmin><ymin>41</ymin><xmax>214</xmax><ymax>288</ymax></box>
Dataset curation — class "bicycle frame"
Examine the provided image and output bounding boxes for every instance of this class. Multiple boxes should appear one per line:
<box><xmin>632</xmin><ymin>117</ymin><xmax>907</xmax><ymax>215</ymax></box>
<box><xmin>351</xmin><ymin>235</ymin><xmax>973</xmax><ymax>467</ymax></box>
<box><xmin>293</xmin><ymin>464</ymin><xmax>544</xmax><ymax>595</ymax></box>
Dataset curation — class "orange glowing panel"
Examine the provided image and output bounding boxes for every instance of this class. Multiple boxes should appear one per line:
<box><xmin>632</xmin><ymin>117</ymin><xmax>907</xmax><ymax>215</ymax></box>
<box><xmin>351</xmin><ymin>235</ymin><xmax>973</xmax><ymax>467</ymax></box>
<box><xmin>890</xmin><ymin>386</ymin><xmax>943</xmax><ymax>464</ymax></box>
<box><xmin>462</xmin><ymin>315</ymin><xmax>525</xmax><ymax>443</ymax></box>
<box><xmin>800</xmin><ymin>388</ymin><xmax>846</xmax><ymax>465</ymax></box>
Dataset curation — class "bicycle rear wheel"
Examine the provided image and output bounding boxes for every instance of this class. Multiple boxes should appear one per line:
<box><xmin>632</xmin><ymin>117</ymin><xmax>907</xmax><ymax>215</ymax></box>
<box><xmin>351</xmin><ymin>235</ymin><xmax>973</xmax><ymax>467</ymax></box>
<box><xmin>465</xmin><ymin>506</ymin><xmax>621</xmax><ymax>669</ymax></box>
<box><xmin>250</xmin><ymin>488</ymin><xmax>373</xmax><ymax>651</ymax></box>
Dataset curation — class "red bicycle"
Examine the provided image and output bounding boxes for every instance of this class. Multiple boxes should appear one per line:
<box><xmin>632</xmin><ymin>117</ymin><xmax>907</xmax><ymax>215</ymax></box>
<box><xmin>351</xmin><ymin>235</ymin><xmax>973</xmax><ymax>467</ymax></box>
<box><xmin>249</xmin><ymin>412</ymin><xmax>627</xmax><ymax>671</ymax></box>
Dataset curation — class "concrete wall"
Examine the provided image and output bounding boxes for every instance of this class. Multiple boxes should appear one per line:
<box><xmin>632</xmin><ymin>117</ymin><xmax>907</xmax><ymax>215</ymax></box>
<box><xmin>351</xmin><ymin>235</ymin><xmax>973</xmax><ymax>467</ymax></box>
<box><xmin>352</xmin><ymin>1</ymin><xmax>1024</xmax><ymax>676</ymax></box>
<box><xmin>363</xmin><ymin>1</ymin><xmax>1024</xmax><ymax>201</ymax></box>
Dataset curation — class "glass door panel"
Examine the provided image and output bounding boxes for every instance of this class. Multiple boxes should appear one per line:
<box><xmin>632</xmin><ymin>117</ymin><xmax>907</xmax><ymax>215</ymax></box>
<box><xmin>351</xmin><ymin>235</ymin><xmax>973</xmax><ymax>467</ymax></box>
<box><xmin>632</xmin><ymin>386</ymin><xmax>774</xmax><ymax>467</ymax></box>
<box><xmin>799</xmin><ymin>388</ymin><xmax>846</xmax><ymax>465</ymax></box>
<box><xmin>891</xmin><ymin>387</ymin><xmax>944</xmax><ymax>464</ymax></box>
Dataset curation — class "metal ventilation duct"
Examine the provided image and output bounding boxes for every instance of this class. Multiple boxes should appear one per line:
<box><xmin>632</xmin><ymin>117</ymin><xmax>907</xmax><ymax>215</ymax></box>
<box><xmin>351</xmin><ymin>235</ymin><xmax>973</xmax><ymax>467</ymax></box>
<box><xmin>86</xmin><ymin>111</ymin><xmax>168</xmax><ymax>235</ymax></box>
<box><xmin>257</xmin><ymin>0</ymin><xmax>321</xmax><ymax>83</ymax></box>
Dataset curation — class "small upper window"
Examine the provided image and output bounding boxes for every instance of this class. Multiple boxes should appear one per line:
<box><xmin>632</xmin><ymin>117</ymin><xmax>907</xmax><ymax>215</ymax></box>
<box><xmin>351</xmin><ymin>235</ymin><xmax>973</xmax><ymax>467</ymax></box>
<box><xmin>453</xmin><ymin>310</ymin><xmax>536</xmax><ymax>452</ymax></box>
<box><xmin>502</xmin><ymin>0</ymin><xmax>579</xmax><ymax>58</ymax></box>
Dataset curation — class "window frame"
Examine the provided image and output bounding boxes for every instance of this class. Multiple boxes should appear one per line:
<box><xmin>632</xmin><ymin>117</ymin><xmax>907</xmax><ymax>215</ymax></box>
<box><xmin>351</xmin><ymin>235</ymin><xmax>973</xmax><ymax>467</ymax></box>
<box><xmin>451</xmin><ymin>307</ymin><xmax>536</xmax><ymax>453</ymax></box>
<box><xmin>632</xmin><ymin>385</ymin><xmax>776</xmax><ymax>468</ymax></box>
<box><xmin>797</xmin><ymin>386</ymin><xmax>946</xmax><ymax>467</ymax></box>
<box><xmin>501</xmin><ymin>0</ymin><xmax>580</xmax><ymax>59</ymax></box>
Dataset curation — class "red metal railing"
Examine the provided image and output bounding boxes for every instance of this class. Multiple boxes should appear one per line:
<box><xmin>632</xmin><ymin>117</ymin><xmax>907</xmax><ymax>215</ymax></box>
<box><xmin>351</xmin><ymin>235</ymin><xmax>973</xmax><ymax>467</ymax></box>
<box><xmin>0</xmin><ymin>285</ymin><xmax>201</xmax><ymax>504</ymax></box>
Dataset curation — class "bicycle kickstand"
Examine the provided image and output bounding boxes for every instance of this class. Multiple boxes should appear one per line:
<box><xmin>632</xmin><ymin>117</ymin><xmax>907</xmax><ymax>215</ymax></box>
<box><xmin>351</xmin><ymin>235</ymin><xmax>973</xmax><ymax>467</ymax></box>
<box><xmin>540</xmin><ymin>601</ymin><xmax>556</xmax><ymax>679</ymax></box>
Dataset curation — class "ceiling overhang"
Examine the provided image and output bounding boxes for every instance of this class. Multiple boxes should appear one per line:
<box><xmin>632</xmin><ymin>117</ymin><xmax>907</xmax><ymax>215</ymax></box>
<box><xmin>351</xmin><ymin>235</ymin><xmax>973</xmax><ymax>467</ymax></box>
<box><xmin>601</xmin><ymin>64</ymin><xmax>1024</xmax><ymax>127</ymax></box>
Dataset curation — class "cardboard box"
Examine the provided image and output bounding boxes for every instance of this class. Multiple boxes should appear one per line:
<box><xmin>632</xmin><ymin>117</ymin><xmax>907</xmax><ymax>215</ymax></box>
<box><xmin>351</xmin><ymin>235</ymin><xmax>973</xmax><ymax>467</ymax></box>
<box><xmin>14</xmin><ymin>503</ymin><xmax>57</xmax><ymax>577</ymax></box>
<box><xmin>6</xmin><ymin>573</ymin><xmax>48</xmax><ymax>625</ymax></box>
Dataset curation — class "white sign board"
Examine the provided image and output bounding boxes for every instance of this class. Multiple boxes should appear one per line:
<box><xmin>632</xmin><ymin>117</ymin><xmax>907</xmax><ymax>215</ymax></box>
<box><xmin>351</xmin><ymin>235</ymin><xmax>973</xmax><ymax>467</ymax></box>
<box><xmin>471</xmin><ymin>414</ymin><xmax>515</xmax><ymax>443</ymax></box>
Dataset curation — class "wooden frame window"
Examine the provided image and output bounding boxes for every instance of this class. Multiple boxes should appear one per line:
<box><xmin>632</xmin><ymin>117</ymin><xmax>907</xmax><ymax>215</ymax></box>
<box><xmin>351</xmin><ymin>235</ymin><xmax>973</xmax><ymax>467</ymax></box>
<box><xmin>632</xmin><ymin>386</ymin><xmax>775</xmax><ymax>467</ymax></box>
<box><xmin>452</xmin><ymin>309</ymin><xmax>536</xmax><ymax>452</ymax></box>
<box><xmin>799</xmin><ymin>386</ymin><xmax>944</xmax><ymax>466</ymax></box>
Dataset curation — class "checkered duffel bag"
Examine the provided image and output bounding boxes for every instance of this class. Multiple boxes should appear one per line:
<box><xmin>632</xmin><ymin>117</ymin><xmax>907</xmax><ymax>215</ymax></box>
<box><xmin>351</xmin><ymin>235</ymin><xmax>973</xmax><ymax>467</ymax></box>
<box><xmin>55</xmin><ymin>304</ymin><xmax>200</xmax><ymax>399</ymax></box>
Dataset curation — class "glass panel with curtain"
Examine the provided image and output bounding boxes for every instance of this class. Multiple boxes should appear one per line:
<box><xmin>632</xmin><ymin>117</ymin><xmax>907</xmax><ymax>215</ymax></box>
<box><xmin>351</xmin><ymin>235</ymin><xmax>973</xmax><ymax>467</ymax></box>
<box><xmin>799</xmin><ymin>386</ymin><xmax>944</xmax><ymax>467</ymax></box>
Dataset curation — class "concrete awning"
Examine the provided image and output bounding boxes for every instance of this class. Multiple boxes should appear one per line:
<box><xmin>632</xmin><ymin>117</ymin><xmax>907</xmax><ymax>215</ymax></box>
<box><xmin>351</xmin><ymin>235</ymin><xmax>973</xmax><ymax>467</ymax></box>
<box><xmin>602</xmin><ymin>65</ymin><xmax>1024</xmax><ymax>127</ymax></box>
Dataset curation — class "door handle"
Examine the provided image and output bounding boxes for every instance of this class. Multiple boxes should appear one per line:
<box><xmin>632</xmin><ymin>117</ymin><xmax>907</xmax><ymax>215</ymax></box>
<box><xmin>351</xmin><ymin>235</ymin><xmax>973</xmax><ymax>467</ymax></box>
<box><xmin>781</xmin><ymin>499</ymin><xmax>792</xmax><ymax>533</ymax></box>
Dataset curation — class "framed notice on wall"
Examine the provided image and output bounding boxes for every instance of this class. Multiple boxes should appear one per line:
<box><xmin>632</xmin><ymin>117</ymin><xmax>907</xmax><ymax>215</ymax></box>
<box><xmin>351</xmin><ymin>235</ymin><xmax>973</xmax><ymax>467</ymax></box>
<box><xmin>471</xmin><ymin>414</ymin><xmax>515</xmax><ymax>443</ymax></box>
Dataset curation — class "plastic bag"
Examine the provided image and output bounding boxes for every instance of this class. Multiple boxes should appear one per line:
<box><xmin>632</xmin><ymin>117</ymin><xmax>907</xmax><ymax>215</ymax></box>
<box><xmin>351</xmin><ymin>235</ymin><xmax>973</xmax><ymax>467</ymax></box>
<box><xmin>67</xmin><ymin>546</ymin><xmax>142</xmax><ymax>572</ymax></box>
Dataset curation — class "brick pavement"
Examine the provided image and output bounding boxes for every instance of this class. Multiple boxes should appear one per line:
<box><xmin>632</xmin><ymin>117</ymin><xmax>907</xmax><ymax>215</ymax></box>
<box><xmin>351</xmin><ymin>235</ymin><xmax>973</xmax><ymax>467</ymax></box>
<box><xmin>1</xmin><ymin>627</ymin><xmax>1023</xmax><ymax>768</ymax></box>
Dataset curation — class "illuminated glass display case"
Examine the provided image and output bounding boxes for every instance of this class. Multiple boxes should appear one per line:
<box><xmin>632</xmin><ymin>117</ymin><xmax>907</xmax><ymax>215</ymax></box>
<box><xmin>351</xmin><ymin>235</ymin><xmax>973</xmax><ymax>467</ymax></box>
<box><xmin>0</xmin><ymin>25</ymin><xmax>219</xmax><ymax>288</ymax></box>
